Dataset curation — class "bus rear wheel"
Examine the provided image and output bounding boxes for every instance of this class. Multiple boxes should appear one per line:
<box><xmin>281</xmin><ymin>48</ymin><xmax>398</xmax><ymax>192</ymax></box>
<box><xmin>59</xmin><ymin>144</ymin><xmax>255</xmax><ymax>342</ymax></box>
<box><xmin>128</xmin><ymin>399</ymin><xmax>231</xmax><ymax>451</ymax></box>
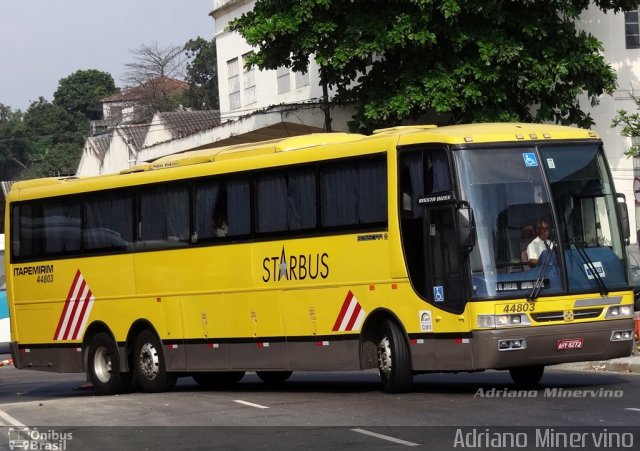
<box><xmin>256</xmin><ymin>371</ymin><xmax>292</xmax><ymax>385</ymax></box>
<box><xmin>133</xmin><ymin>330</ymin><xmax>176</xmax><ymax>392</ymax></box>
<box><xmin>509</xmin><ymin>365</ymin><xmax>545</xmax><ymax>387</ymax></box>
<box><xmin>87</xmin><ymin>332</ymin><xmax>129</xmax><ymax>395</ymax></box>
<box><xmin>377</xmin><ymin>319</ymin><xmax>412</xmax><ymax>393</ymax></box>
<box><xmin>192</xmin><ymin>371</ymin><xmax>245</xmax><ymax>388</ymax></box>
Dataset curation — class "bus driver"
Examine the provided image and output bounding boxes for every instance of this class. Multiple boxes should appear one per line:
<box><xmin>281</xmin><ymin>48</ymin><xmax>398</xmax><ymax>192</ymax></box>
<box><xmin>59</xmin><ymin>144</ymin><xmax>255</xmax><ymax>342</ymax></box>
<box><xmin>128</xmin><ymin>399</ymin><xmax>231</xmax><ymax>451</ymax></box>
<box><xmin>526</xmin><ymin>219</ymin><xmax>553</xmax><ymax>266</ymax></box>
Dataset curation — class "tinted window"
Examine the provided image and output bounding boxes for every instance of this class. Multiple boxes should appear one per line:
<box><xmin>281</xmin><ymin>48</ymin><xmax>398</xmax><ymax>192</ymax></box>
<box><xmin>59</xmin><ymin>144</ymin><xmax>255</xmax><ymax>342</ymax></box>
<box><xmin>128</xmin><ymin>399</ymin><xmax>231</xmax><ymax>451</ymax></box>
<box><xmin>256</xmin><ymin>167</ymin><xmax>316</xmax><ymax>233</ymax></box>
<box><xmin>138</xmin><ymin>184</ymin><xmax>189</xmax><ymax>248</ymax></box>
<box><xmin>13</xmin><ymin>198</ymin><xmax>81</xmax><ymax>259</ymax></box>
<box><xmin>320</xmin><ymin>157</ymin><xmax>386</xmax><ymax>227</ymax></box>
<box><xmin>84</xmin><ymin>190</ymin><xmax>133</xmax><ymax>252</ymax></box>
<box><xmin>194</xmin><ymin>176</ymin><xmax>251</xmax><ymax>240</ymax></box>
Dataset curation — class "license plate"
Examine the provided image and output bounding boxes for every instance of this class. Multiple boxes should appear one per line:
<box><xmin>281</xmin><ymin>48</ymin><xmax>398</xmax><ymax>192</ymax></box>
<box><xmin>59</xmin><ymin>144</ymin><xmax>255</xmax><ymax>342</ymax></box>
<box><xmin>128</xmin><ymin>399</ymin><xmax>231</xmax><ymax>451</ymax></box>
<box><xmin>557</xmin><ymin>338</ymin><xmax>584</xmax><ymax>350</ymax></box>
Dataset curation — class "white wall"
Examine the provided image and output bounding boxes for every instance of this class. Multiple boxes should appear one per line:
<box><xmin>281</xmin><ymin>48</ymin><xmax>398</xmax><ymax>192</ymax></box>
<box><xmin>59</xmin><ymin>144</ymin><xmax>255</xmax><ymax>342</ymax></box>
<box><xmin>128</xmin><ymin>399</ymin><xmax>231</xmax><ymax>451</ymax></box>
<box><xmin>579</xmin><ymin>7</ymin><xmax>640</xmax><ymax>240</ymax></box>
<box><xmin>213</xmin><ymin>0</ymin><xmax>331</xmax><ymax>122</ymax></box>
<box><xmin>143</xmin><ymin>113</ymin><xmax>174</xmax><ymax>148</ymax></box>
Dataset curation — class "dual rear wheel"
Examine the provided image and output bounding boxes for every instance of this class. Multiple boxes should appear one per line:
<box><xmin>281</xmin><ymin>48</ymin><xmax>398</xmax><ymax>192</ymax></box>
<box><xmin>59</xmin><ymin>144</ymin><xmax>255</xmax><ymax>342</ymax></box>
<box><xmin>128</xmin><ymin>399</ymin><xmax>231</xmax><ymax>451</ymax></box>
<box><xmin>87</xmin><ymin>329</ymin><xmax>176</xmax><ymax>395</ymax></box>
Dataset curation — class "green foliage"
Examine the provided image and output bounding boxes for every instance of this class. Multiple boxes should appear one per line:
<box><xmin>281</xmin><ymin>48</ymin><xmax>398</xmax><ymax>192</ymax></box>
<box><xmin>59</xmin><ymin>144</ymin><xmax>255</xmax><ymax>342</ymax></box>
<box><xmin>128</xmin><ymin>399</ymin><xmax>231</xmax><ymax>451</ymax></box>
<box><xmin>2</xmin><ymin>68</ymin><xmax>113</xmax><ymax>180</ymax></box>
<box><xmin>611</xmin><ymin>94</ymin><xmax>640</xmax><ymax>157</ymax></box>
<box><xmin>182</xmin><ymin>37</ymin><xmax>220</xmax><ymax>110</ymax></box>
<box><xmin>53</xmin><ymin>70</ymin><xmax>117</xmax><ymax>121</ymax></box>
<box><xmin>24</xmin><ymin>98</ymin><xmax>89</xmax><ymax>177</ymax></box>
<box><xmin>7</xmin><ymin>98</ymin><xmax>89</xmax><ymax>179</ymax></box>
<box><xmin>229</xmin><ymin>0</ymin><xmax>640</xmax><ymax>133</ymax></box>
<box><xmin>0</xmin><ymin>103</ymin><xmax>30</xmax><ymax>179</ymax></box>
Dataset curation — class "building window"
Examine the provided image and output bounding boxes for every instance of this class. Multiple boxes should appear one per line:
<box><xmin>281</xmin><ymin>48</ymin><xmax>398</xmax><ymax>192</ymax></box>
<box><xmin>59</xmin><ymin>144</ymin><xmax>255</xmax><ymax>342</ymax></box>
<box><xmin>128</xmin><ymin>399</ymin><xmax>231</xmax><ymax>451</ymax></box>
<box><xmin>227</xmin><ymin>58</ymin><xmax>241</xmax><ymax>110</ymax></box>
<box><xmin>277</xmin><ymin>66</ymin><xmax>290</xmax><ymax>94</ymax></box>
<box><xmin>242</xmin><ymin>52</ymin><xmax>256</xmax><ymax>105</ymax></box>
<box><xmin>625</xmin><ymin>10</ymin><xmax>640</xmax><ymax>49</ymax></box>
<box><xmin>295</xmin><ymin>69</ymin><xmax>309</xmax><ymax>89</ymax></box>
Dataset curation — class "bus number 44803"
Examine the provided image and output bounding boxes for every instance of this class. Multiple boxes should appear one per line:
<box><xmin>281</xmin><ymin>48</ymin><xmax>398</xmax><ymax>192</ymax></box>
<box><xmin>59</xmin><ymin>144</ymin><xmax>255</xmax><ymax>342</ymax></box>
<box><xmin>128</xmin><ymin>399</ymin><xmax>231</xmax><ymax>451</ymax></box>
<box><xmin>37</xmin><ymin>274</ymin><xmax>54</xmax><ymax>284</ymax></box>
<box><xmin>502</xmin><ymin>303</ymin><xmax>535</xmax><ymax>313</ymax></box>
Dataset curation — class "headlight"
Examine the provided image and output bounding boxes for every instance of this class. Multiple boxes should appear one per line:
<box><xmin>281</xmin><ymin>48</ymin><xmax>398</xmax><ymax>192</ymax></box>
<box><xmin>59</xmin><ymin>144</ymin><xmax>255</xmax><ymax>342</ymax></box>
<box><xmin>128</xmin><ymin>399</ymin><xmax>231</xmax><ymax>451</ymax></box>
<box><xmin>477</xmin><ymin>314</ymin><xmax>531</xmax><ymax>329</ymax></box>
<box><xmin>605</xmin><ymin>305</ymin><xmax>633</xmax><ymax>319</ymax></box>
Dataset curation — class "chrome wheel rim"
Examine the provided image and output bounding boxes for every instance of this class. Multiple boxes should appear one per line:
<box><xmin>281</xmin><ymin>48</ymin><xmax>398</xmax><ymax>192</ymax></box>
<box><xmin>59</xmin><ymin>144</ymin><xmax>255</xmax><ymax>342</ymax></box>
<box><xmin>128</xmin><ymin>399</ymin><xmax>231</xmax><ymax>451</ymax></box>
<box><xmin>94</xmin><ymin>346</ymin><xmax>113</xmax><ymax>384</ymax></box>
<box><xmin>138</xmin><ymin>342</ymin><xmax>160</xmax><ymax>381</ymax></box>
<box><xmin>377</xmin><ymin>335</ymin><xmax>392</xmax><ymax>377</ymax></box>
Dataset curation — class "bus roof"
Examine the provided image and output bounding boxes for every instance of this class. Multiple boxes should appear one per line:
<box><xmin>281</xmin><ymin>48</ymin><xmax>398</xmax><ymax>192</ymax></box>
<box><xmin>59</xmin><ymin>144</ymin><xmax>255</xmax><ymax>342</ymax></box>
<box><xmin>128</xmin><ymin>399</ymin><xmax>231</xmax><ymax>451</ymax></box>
<box><xmin>375</xmin><ymin>122</ymin><xmax>598</xmax><ymax>147</ymax></box>
<box><xmin>7</xmin><ymin>122</ymin><xmax>598</xmax><ymax>198</ymax></box>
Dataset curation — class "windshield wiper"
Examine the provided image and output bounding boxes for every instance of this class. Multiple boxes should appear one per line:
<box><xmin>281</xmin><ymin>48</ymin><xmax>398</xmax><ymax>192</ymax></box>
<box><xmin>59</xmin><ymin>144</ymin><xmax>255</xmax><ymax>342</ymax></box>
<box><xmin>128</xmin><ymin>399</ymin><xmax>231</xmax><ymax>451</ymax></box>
<box><xmin>570</xmin><ymin>238</ymin><xmax>609</xmax><ymax>297</ymax></box>
<box><xmin>527</xmin><ymin>244</ymin><xmax>555</xmax><ymax>302</ymax></box>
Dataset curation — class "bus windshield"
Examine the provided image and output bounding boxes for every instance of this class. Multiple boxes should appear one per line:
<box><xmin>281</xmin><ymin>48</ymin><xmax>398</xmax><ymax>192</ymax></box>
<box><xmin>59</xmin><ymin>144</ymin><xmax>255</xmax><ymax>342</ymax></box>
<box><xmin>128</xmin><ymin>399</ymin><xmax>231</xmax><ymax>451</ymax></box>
<box><xmin>455</xmin><ymin>143</ymin><xmax>628</xmax><ymax>299</ymax></box>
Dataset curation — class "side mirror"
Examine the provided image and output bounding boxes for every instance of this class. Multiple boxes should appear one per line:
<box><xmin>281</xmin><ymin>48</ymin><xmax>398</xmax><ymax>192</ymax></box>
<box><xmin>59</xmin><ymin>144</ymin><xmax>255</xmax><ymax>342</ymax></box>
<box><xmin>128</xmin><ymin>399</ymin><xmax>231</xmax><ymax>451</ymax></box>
<box><xmin>616</xmin><ymin>193</ymin><xmax>630</xmax><ymax>245</ymax></box>
<box><xmin>457</xmin><ymin>204</ymin><xmax>476</xmax><ymax>254</ymax></box>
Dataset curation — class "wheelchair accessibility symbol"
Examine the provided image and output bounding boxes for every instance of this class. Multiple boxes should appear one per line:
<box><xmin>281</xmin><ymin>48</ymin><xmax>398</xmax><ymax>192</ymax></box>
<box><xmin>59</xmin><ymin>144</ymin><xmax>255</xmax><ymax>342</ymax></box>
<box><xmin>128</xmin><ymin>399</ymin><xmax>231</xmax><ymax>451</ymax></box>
<box><xmin>433</xmin><ymin>286</ymin><xmax>444</xmax><ymax>302</ymax></box>
<box><xmin>522</xmin><ymin>153</ymin><xmax>538</xmax><ymax>167</ymax></box>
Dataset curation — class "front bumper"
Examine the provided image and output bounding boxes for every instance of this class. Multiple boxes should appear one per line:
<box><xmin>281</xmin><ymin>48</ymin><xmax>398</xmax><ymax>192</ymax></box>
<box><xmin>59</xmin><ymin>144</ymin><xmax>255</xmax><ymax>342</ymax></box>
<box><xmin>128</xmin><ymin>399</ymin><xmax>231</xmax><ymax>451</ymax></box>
<box><xmin>474</xmin><ymin>318</ymin><xmax>635</xmax><ymax>370</ymax></box>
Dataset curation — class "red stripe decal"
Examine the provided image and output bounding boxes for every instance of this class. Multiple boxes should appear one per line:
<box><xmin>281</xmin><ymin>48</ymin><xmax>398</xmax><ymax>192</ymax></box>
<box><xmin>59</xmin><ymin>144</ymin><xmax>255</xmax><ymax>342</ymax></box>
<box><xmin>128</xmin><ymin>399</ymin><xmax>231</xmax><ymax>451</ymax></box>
<box><xmin>53</xmin><ymin>269</ymin><xmax>81</xmax><ymax>339</ymax></box>
<box><xmin>61</xmin><ymin>279</ymin><xmax>86</xmax><ymax>340</ymax></box>
<box><xmin>332</xmin><ymin>290</ymin><xmax>354</xmax><ymax>331</ymax></box>
<box><xmin>345</xmin><ymin>302</ymin><xmax>362</xmax><ymax>331</ymax></box>
<box><xmin>71</xmin><ymin>288</ymin><xmax>93</xmax><ymax>340</ymax></box>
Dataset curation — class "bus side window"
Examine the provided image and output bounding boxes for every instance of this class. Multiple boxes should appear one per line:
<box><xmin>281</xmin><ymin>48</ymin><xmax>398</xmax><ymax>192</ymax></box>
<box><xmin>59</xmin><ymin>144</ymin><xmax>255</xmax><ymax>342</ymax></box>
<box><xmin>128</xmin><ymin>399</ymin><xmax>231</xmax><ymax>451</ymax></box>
<box><xmin>194</xmin><ymin>177</ymin><xmax>250</xmax><ymax>241</ymax></box>
<box><xmin>84</xmin><ymin>190</ymin><xmax>133</xmax><ymax>252</ymax></box>
<box><xmin>320</xmin><ymin>157</ymin><xmax>386</xmax><ymax>227</ymax></box>
<box><xmin>256</xmin><ymin>168</ymin><xmax>316</xmax><ymax>233</ymax></box>
<box><xmin>138</xmin><ymin>183</ymin><xmax>189</xmax><ymax>248</ymax></box>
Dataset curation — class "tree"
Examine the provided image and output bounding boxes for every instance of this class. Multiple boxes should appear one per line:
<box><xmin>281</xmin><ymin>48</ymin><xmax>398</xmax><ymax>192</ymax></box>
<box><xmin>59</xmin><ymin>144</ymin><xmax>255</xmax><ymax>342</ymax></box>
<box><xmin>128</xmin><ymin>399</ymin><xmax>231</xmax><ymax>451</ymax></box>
<box><xmin>0</xmin><ymin>103</ymin><xmax>30</xmax><ymax>179</ymax></box>
<box><xmin>182</xmin><ymin>37</ymin><xmax>220</xmax><ymax>110</ymax></box>
<box><xmin>229</xmin><ymin>0</ymin><xmax>640</xmax><ymax>133</ymax></box>
<box><xmin>123</xmin><ymin>41</ymin><xmax>185</xmax><ymax>86</ymax></box>
<box><xmin>611</xmin><ymin>92</ymin><xmax>640</xmax><ymax>157</ymax></box>
<box><xmin>21</xmin><ymin>98</ymin><xmax>89</xmax><ymax>178</ymax></box>
<box><xmin>53</xmin><ymin>70</ymin><xmax>117</xmax><ymax>120</ymax></box>
<box><xmin>121</xmin><ymin>42</ymin><xmax>189</xmax><ymax>119</ymax></box>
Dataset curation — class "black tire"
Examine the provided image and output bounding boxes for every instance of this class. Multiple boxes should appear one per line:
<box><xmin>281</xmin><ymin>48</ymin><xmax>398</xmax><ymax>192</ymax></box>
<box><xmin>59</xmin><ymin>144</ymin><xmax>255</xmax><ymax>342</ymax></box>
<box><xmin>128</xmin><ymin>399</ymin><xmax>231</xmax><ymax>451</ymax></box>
<box><xmin>192</xmin><ymin>371</ymin><xmax>245</xmax><ymax>388</ymax></box>
<box><xmin>509</xmin><ymin>365</ymin><xmax>545</xmax><ymax>387</ymax></box>
<box><xmin>87</xmin><ymin>332</ymin><xmax>129</xmax><ymax>395</ymax></box>
<box><xmin>133</xmin><ymin>329</ymin><xmax>177</xmax><ymax>393</ymax></box>
<box><xmin>377</xmin><ymin>319</ymin><xmax>413</xmax><ymax>393</ymax></box>
<box><xmin>256</xmin><ymin>371</ymin><xmax>292</xmax><ymax>385</ymax></box>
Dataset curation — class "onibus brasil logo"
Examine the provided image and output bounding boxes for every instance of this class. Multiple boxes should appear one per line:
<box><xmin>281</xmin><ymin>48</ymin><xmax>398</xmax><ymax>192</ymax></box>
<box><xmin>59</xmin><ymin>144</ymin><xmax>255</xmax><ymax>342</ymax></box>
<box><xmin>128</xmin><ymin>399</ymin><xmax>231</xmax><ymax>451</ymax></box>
<box><xmin>8</xmin><ymin>427</ymin><xmax>73</xmax><ymax>450</ymax></box>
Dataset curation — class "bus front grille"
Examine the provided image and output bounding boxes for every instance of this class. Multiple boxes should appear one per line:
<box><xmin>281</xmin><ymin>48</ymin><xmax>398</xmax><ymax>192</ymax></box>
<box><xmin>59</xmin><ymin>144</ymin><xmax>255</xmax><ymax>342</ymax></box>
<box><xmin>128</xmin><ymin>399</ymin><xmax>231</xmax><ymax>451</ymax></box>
<box><xmin>531</xmin><ymin>308</ymin><xmax>603</xmax><ymax>323</ymax></box>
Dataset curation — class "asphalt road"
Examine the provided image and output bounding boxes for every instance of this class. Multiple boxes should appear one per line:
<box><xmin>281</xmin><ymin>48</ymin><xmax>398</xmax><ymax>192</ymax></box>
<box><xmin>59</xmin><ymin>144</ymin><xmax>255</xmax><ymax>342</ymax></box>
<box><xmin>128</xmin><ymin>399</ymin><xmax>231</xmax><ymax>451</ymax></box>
<box><xmin>0</xmin><ymin>360</ymin><xmax>638</xmax><ymax>450</ymax></box>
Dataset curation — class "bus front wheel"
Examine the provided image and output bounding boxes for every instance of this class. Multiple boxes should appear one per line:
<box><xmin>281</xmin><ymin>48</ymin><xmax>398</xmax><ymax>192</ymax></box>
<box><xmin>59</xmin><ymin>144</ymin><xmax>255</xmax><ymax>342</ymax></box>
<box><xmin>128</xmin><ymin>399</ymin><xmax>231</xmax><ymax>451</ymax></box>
<box><xmin>377</xmin><ymin>320</ymin><xmax>413</xmax><ymax>393</ymax></box>
<box><xmin>133</xmin><ymin>330</ymin><xmax>176</xmax><ymax>392</ymax></box>
<box><xmin>87</xmin><ymin>332</ymin><xmax>129</xmax><ymax>395</ymax></box>
<box><xmin>509</xmin><ymin>365</ymin><xmax>545</xmax><ymax>387</ymax></box>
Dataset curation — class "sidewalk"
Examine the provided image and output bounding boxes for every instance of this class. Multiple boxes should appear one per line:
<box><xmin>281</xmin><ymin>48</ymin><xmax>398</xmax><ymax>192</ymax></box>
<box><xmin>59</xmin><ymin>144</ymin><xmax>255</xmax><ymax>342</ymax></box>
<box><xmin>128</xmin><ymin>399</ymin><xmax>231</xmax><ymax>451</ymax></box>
<box><xmin>556</xmin><ymin>348</ymin><xmax>640</xmax><ymax>373</ymax></box>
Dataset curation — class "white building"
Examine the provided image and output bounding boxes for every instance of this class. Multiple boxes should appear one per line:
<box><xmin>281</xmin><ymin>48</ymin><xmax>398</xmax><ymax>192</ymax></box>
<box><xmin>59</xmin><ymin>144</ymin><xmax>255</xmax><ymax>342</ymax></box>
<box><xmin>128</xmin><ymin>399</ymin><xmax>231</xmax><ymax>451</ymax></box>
<box><xmin>212</xmin><ymin>0</ymin><xmax>339</xmax><ymax>123</ymax></box>
<box><xmin>579</xmin><ymin>7</ymin><xmax>640</xmax><ymax>238</ymax></box>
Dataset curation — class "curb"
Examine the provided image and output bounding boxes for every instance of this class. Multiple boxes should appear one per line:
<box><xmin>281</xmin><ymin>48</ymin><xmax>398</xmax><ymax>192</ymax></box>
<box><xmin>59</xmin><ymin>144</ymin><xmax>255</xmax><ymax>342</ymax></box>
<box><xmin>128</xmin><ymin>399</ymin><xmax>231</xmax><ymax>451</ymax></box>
<box><xmin>595</xmin><ymin>357</ymin><xmax>640</xmax><ymax>373</ymax></box>
<box><xmin>0</xmin><ymin>358</ymin><xmax>13</xmax><ymax>367</ymax></box>
<box><xmin>577</xmin><ymin>357</ymin><xmax>640</xmax><ymax>373</ymax></box>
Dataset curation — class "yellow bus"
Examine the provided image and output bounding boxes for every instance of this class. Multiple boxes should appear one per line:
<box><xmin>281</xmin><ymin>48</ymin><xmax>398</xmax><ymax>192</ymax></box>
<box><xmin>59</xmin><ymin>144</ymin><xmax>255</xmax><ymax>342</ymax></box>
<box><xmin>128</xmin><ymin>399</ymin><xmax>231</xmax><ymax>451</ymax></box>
<box><xmin>4</xmin><ymin>123</ymin><xmax>636</xmax><ymax>395</ymax></box>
